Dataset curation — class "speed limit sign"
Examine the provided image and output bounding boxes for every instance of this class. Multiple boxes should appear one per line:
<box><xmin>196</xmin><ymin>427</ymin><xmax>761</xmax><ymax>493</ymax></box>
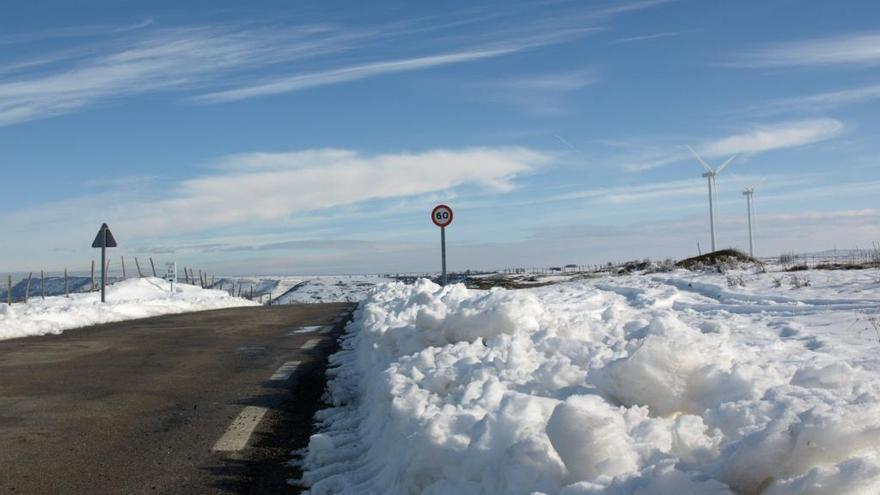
<box><xmin>431</xmin><ymin>204</ymin><xmax>453</xmax><ymax>228</ymax></box>
<box><xmin>431</xmin><ymin>204</ymin><xmax>453</xmax><ymax>286</ymax></box>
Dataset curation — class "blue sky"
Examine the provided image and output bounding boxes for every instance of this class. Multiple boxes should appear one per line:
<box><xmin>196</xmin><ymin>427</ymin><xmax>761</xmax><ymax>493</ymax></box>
<box><xmin>2</xmin><ymin>0</ymin><xmax>879</xmax><ymax>274</ymax></box>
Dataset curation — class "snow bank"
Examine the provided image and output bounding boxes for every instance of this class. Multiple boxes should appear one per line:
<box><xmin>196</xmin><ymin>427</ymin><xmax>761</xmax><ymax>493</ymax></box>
<box><xmin>300</xmin><ymin>274</ymin><xmax>880</xmax><ymax>494</ymax></box>
<box><xmin>0</xmin><ymin>277</ymin><xmax>257</xmax><ymax>341</ymax></box>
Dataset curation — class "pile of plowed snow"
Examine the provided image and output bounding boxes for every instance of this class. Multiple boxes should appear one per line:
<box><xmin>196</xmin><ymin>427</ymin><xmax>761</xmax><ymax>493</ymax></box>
<box><xmin>0</xmin><ymin>277</ymin><xmax>257</xmax><ymax>341</ymax></box>
<box><xmin>299</xmin><ymin>272</ymin><xmax>880</xmax><ymax>494</ymax></box>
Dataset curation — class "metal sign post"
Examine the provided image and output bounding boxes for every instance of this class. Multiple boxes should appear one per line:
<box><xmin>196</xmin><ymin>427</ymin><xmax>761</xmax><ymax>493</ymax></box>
<box><xmin>91</xmin><ymin>223</ymin><xmax>118</xmax><ymax>303</ymax></box>
<box><xmin>165</xmin><ymin>262</ymin><xmax>177</xmax><ymax>295</ymax></box>
<box><xmin>441</xmin><ymin>226</ymin><xmax>447</xmax><ymax>286</ymax></box>
<box><xmin>431</xmin><ymin>205</ymin><xmax>453</xmax><ymax>286</ymax></box>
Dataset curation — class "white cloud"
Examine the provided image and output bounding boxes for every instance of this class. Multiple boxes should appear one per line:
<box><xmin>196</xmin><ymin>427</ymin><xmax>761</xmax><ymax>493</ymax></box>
<box><xmin>701</xmin><ymin>118</ymin><xmax>844</xmax><ymax>156</ymax></box>
<box><xmin>0</xmin><ymin>26</ymin><xmax>364</xmax><ymax>125</ymax></box>
<box><xmin>475</xmin><ymin>70</ymin><xmax>597</xmax><ymax>116</ymax></box>
<box><xmin>764</xmin><ymin>83</ymin><xmax>880</xmax><ymax>112</ymax></box>
<box><xmin>0</xmin><ymin>0</ymin><xmax>673</xmax><ymax>124</ymax></box>
<box><xmin>490</xmin><ymin>71</ymin><xmax>597</xmax><ymax>92</ymax></box>
<box><xmin>0</xmin><ymin>18</ymin><xmax>155</xmax><ymax>46</ymax></box>
<box><xmin>197</xmin><ymin>47</ymin><xmax>524</xmax><ymax>103</ymax></box>
<box><xmin>619</xmin><ymin>150</ymin><xmax>691</xmax><ymax>172</ymax></box>
<box><xmin>731</xmin><ymin>32</ymin><xmax>880</xmax><ymax>68</ymax></box>
<box><xmin>0</xmin><ymin>147</ymin><xmax>550</xmax><ymax>253</ymax></box>
<box><xmin>579</xmin><ymin>119</ymin><xmax>845</xmax><ymax>173</ymax></box>
<box><xmin>578</xmin><ymin>118</ymin><xmax>845</xmax><ymax>176</ymax></box>
<box><xmin>541</xmin><ymin>174</ymin><xmax>778</xmax><ymax>206</ymax></box>
<box><xmin>0</xmin><ymin>22</ymin><xmax>586</xmax><ymax>122</ymax></box>
<box><xmin>145</xmin><ymin>147</ymin><xmax>546</xmax><ymax>233</ymax></box>
<box><xmin>196</xmin><ymin>30</ymin><xmax>599</xmax><ymax>103</ymax></box>
<box><xmin>609</xmin><ymin>31</ymin><xmax>685</xmax><ymax>44</ymax></box>
<box><xmin>764</xmin><ymin>208</ymin><xmax>879</xmax><ymax>223</ymax></box>
<box><xmin>597</xmin><ymin>0</ymin><xmax>677</xmax><ymax>16</ymax></box>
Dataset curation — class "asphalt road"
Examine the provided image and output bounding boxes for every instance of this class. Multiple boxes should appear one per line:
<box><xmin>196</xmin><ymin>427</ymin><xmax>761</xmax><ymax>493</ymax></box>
<box><xmin>0</xmin><ymin>303</ymin><xmax>355</xmax><ymax>494</ymax></box>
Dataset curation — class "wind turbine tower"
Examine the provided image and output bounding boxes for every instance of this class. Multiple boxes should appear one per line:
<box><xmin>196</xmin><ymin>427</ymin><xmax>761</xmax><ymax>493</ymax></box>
<box><xmin>742</xmin><ymin>180</ymin><xmax>764</xmax><ymax>257</ymax></box>
<box><xmin>687</xmin><ymin>146</ymin><xmax>736</xmax><ymax>252</ymax></box>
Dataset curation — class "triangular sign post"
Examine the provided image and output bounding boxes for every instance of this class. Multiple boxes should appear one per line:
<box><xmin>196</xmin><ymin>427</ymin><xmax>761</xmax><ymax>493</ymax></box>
<box><xmin>92</xmin><ymin>223</ymin><xmax>117</xmax><ymax>248</ymax></box>
<box><xmin>91</xmin><ymin>223</ymin><xmax>117</xmax><ymax>302</ymax></box>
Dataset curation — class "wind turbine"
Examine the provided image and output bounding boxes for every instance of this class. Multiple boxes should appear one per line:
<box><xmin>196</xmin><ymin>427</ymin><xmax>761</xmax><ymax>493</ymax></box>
<box><xmin>687</xmin><ymin>146</ymin><xmax>736</xmax><ymax>253</ymax></box>
<box><xmin>742</xmin><ymin>179</ymin><xmax>765</xmax><ymax>257</ymax></box>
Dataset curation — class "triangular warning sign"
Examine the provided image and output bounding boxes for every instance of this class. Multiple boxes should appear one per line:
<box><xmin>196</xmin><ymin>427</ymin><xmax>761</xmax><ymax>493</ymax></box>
<box><xmin>91</xmin><ymin>223</ymin><xmax>118</xmax><ymax>248</ymax></box>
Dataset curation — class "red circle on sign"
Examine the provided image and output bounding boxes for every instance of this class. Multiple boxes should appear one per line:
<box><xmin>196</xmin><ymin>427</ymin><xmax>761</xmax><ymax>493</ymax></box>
<box><xmin>431</xmin><ymin>204</ymin><xmax>454</xmax><ymax>227</ymax></box>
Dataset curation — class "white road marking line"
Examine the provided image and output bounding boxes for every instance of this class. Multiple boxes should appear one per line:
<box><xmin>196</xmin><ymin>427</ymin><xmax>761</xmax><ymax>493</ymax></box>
<box><xmin>301</xmin><ymin>338</ymin><xmax>322</xmax><ymax>350</ymax></box>
<box><xmin>270</xmin><ymin>361</ymin><xmax>302</xmax><ymax>381</ymax></box>
<box><xmin>318</xmin><ymin>326</ymin><xmax>333</xmax><ymax>334</ymax></box>
<box><xmin>212</xmin><ymin>406</ymin><xmax>268</xmax><ymax>452</ymax></box>
<box><xmin>288</xmin><ymin>325</ymin><xmax>322</xmax><ymax>335</ymax></box>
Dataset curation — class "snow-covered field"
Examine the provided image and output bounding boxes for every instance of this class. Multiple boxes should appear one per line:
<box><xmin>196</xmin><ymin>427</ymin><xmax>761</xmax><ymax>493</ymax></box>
<box><xmin>300</xmin><ymin>267</ymin><xmax>880</xmax><ymax>494</ymax></box>
<box><xmin>273</xmin><ymin>275</ymin><xmax>395</xmax><ymax>304</ymax></box>
<box><xmin>209</xmin><ymin>275</ymin><xmax>394</xmax><ymax>304</ymax></box>
<box><xmin>0</xmin><ymin>277</ymin><xmax>256</xmax><ymax>341</ymax></box>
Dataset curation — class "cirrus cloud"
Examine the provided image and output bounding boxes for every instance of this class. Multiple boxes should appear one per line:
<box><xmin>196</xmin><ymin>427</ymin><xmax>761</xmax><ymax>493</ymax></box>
<box><xmin>701</xmin><ymin>118</ymin><xmax>844</xmax><ymax>156</ymax></box>
<box><xmin>731</xmin><ymin>32</ymin><xmax>880</xmax><ymax>68</ymax></box>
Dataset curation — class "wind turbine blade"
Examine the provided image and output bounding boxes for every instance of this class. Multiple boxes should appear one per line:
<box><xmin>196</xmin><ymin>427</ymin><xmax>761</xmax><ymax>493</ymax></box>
<box><xmin>715</xmin><ymin>155</ymin><xmax>736</xmax><ymax>175</ymax></box>
<box><xmin>686</xmin><ymin>145</ymin><xmax>713</xmax><ymax>173</ymax></box>
<box><xmin>753</xmin><ymin>177</ymin><xmax>767</xmax><ymax>191</ymax></box>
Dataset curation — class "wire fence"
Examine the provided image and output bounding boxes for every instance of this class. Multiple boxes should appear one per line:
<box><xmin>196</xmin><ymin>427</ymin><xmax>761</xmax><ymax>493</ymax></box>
<box><xmin>7</xmin><ymin>246</ymin><xmax>878</xmax><ymax>306</ymax></box>
<box><xmin>0</xmin><ymin>255</ymin><xmax>264</xmax><ymax>305</ymax></box>
<box><xmin>768</xmin><ymin>246</ymin><xmax>880</xmax><ymax>271</ymax></box>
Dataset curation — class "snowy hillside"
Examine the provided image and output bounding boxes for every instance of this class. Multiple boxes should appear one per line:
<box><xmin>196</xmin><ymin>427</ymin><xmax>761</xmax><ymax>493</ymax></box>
<box><xmin>274</xmin><ymin>275</ymin><xmax>394</xmax><ymax>304</ymax></box>
<box><xmin>207</xmin><ymin>275</ymin><xmax>393</xmax><ymax>304</ymax></box>
<box><xmin>300</xmin><ymin>268</ymin><xmax>880</xmax><ymax>494</ymax></box>
<box><xmin>0</xmin><ymin>275</ymin><xmax>98</xmax><ymax>301</ymax></box>
<box><xmin>0</xmin><ymin>277</ymin><xmax>257</xmax><ymax>341</ymax></box>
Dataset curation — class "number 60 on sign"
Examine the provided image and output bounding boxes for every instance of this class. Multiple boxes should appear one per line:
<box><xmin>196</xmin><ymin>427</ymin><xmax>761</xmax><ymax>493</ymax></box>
<box><xmin>431</xmin><ymin>204</ymin><xmax>453</xmax><ymax>228</ymax></box>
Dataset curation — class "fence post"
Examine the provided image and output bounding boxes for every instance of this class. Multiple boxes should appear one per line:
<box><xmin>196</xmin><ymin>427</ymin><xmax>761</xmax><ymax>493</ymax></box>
<box><xmin>149</xmin><ymin>258</ymin><xmax>156</xmax><ymax>277</ymax></box>
<box><xmin>91</xmin><ymin>260</ymin><xmax>96</xmax><ymax>291</ymax></box>
<box><xmin>64</xmin><ymin>268</ymin><xmax>69</xmax><ymax>298</ymax></box>
<box><xmin>40</xmin><ymin>270</ymin><xmax>45</xmax><ymax>300</ymax></box>
<box><xmin>24</xmin><ymin>272</ymin><xmax>32</xmax><ymax>303</ymax></box>
<box><xmin>7</xmin><ymin>275</ymin><xmax>11</xmax><ymax>305</ymax></box>
<box><xmin>121</xmin><ymin>256</ymin><xmax>127</xmax><ymax>279</ymax></box>
<box><xmin>135</xmin><ymin>258</ymin><xmax>143</xmax><ymax>278</ymax></box>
